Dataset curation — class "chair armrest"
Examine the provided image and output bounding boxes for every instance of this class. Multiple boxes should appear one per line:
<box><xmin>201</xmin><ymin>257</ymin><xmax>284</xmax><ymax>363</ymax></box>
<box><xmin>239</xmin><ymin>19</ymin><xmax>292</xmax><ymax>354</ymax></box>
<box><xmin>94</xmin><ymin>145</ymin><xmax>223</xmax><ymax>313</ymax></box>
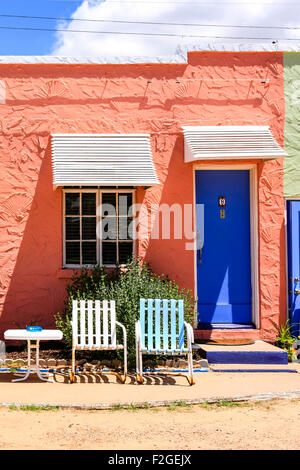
<box><xmin>116</xmin><ymin>321</ymin><xmax>127</xmax><ymax>350</ymax></box>
<box><xmin>70</xmin><ymin>320</ymin><xmax>75</xmax><ymax>336</ymax></box>
<box><xmin>135</xmin><ymin>320</ymin><xmax>141</xmax><ymax>344</ymax></box>
<box><xmin>115</xmin><ymin>321</ymin><xmax>127</xmax><ymax>339</ymax></box>
<box><xmin>184</xmin><ymin>321</ymin><xmax>194</xmax><ymax>347</ymax></box>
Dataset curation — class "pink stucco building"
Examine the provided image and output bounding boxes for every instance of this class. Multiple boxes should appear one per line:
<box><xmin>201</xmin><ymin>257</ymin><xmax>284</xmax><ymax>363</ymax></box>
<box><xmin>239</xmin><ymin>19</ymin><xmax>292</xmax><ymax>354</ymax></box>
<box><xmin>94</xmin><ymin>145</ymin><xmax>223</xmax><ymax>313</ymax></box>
<box><xmin>0</xmin><ymin>48</ymin><xmax>288</xmax><ymax>342</ymax></box>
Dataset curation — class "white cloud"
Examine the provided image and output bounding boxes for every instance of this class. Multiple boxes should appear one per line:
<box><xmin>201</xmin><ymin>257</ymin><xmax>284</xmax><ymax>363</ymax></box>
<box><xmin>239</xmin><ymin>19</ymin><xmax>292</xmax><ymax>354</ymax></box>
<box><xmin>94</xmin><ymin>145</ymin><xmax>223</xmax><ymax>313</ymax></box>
<box><xmin>51</xmin><ymin>0</ymin><xmax>300</xmax><ymax>57</ymax></box>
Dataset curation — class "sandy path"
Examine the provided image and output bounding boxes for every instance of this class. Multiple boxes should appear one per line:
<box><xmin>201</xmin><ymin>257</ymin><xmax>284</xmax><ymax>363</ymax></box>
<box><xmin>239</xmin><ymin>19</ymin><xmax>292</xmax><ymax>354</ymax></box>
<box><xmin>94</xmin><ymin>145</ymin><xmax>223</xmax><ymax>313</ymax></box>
<box><xmin>0</xmin><ymin>367</ymin><xmax>300</xmax><ymax>406</ymax></box>
<box><xmin>0</xmin><ymin>399</ymin><xmax>299</xmax><ymax>450</ymax></box>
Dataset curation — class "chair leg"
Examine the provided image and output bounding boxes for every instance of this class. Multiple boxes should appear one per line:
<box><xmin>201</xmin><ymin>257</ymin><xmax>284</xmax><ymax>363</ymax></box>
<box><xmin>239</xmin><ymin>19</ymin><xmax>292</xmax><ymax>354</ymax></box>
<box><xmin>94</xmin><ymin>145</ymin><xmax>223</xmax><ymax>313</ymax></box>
<box><xmin>119</xmin><ymin>344</ymin><xmax>127</xmax><ymax>384</ymax></box>
<box><xmin>137</xmin><ymin>349</ymin><xmax>143</xmax><ymax>384</ymax></box>
<box><xmin>187</xmin><ymin>350</ymin><xmax>195</xmax><ymax>386</ymax></box>
<box><xmin>136</xmin><ymin>340</ymin><xmax>143</xmax><ymax>384</ymax></box>
<box><xmin>135</xmin><ymin>338</ymin><xmax>139</xmax><ymax>377</ymax></box>
<box><xmin>70</xmin><ymin>345</ymin><xmax>75</xmax><ymax>383</ymax></box>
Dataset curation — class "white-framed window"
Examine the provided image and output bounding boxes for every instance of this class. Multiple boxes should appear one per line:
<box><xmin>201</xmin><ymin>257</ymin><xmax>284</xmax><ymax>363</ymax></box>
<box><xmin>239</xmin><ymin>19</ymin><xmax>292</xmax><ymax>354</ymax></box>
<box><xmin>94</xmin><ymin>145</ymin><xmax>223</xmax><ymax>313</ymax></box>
<box><xmin>63</xmin><ymin>188</ymin><xmax>136</xmax><ymax>268</ymax></box>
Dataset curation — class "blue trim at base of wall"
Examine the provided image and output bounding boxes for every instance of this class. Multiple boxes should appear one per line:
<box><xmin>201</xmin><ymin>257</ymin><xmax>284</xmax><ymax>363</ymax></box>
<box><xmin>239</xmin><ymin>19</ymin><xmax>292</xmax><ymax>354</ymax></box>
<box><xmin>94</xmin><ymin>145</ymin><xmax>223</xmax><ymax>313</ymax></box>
<box><xmin>212</xmin><ymin>368</ymin><xmax>297</xmax><ymax>373</ymax></box>
<box><xmin>206</xmin><ymin>351</ymin><xmax>289</xmax><ymax>365</ymax></box>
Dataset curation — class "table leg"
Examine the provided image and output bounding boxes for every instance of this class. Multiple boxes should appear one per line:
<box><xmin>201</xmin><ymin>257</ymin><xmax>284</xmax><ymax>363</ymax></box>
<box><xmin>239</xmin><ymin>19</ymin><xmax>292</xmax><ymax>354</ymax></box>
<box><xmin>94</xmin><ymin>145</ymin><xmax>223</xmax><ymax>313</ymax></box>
<box><xmin>12</xmin><ymin>340</ymin><xmax>31</xmax><ymax>382</ymax></box>
<box><xmin>12</xmin><ymin>340</ymin><xmax>51</xmax><ymax>382</ymax></box>
<box><xmin>35</xmin><ymin>340</ymin><xmax>50</xmax><ymax>382</ymax></box>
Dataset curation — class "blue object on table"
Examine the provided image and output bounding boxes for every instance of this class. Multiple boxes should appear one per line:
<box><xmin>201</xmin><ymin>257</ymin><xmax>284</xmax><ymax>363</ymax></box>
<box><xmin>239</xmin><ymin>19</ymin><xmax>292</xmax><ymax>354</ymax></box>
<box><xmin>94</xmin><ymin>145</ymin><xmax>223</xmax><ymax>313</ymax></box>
<box><xmin>26</xmin><ymin>326</ymin><xmax>43</xmax><ymax>332</ymax></box>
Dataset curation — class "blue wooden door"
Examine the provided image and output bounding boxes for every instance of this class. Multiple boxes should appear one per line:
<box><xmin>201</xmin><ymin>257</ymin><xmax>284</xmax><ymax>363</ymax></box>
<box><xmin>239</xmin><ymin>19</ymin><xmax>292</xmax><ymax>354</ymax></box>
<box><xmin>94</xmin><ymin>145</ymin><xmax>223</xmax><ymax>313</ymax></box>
<box><xmin>287</xmin><ymin>201</ymin><xmax>300</xmax><ymax>336</ymax></box>
<box><xmin>196</xmin><ymin>170</ymin><xmax>252</xmax><ymax>325</ymax></box>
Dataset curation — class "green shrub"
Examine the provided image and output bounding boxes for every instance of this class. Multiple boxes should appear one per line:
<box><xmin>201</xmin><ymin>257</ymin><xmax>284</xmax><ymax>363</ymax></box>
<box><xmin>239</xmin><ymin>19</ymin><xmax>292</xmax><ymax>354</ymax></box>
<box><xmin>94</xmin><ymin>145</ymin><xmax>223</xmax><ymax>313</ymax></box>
<box><xmin>275</xmin><ymin>320</ymin><xmax>297</xmax><ymax>361</ymax></box>
<box><xmin>55</xmin><ymin>257</ymin><xmax>195</xmax><ymax>366</ymax></box>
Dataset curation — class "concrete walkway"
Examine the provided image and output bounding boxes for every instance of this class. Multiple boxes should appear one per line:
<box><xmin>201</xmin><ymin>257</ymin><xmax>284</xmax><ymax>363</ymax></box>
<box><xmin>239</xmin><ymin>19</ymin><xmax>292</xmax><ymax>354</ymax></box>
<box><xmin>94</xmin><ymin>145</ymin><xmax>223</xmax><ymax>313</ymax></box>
<box><xmin>0</xmin><ymin>365</ymin><xmax>300</xmax><ymax>409</ymax></box>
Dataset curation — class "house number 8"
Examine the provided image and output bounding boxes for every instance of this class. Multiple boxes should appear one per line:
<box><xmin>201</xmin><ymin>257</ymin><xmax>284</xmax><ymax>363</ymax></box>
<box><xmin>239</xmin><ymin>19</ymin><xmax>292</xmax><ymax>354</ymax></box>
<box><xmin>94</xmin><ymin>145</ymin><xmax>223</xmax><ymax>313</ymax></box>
<box><xmin>219</xmin><ymin>196</ymin><xmax>226</xmax><ymax>207</ymax></box>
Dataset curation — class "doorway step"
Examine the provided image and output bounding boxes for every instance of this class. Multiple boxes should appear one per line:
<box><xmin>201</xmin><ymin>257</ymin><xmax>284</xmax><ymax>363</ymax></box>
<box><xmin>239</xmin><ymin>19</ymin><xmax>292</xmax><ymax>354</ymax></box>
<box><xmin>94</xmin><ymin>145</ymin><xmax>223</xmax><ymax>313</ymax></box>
<box><xmin>195</xmin><ymin>341</ymin><xmax>288</xmax><ymax>365</ymax></box>
<box><xmin>194</xmin><ymin>327</ymin><xmax>260</xmax><ymax>343</ymax></box>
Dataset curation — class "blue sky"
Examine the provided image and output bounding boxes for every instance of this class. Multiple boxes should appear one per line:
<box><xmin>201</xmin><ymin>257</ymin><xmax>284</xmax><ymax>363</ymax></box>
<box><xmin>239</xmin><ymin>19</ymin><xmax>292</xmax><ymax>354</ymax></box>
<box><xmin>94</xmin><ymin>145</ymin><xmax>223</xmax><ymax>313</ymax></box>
<box><xmin>0</xmin><ymin>0</ymin><xmax>299</xmax><ymax>57</ymax></box>
<box><xmin>0</xmin><ymin>0</ymin><xmax>83</xmax><ymax>55</ymax></box>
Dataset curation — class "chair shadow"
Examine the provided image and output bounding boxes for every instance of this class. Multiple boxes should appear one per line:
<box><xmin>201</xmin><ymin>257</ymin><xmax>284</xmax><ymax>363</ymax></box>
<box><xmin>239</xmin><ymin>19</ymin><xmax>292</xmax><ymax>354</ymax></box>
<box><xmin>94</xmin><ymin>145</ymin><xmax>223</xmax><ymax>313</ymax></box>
<box><xmin>51</xmin><ymin>371</ymin><xmax>187</xmax><ymax>386</ymax></box>
<box><xmin>0</xmin><ymin>367</ymin><xmax>192</xmax><ymax>386</ymax></box>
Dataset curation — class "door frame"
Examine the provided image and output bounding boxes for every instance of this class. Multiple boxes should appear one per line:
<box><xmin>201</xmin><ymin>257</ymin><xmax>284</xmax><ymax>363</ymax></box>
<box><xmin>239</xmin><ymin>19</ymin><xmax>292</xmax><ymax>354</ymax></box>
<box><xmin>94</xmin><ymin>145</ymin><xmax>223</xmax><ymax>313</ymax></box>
<box><xmin>285</xmin><ymin>197</ymin><xmax>300</xmax><ymax>322</ymax></box>
<box><xmin>192</xmin><ymin>163</ymin><xmax>259</xmax><ymax>328</ymax></box>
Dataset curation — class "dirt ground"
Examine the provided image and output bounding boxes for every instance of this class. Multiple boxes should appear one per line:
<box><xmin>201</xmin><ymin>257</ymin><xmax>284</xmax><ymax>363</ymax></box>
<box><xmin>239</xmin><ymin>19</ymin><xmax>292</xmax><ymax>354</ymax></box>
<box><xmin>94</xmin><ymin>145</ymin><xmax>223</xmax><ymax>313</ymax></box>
<box><xmin>0</xmin><ymin>398</ymin><xmax>299</xmax><ymax>450</ymax></box>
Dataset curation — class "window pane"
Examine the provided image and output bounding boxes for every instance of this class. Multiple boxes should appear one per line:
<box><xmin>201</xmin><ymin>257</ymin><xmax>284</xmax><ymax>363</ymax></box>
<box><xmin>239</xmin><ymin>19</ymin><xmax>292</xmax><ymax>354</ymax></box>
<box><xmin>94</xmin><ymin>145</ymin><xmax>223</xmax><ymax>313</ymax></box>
<box><xmin>65</xmin><ymin>193</ymin><xmax>80</xmax><ymax>215</ymax></box>
<box><xmin>102</xmin><ymin>242</ymin><xmax>117</xmax><ymax>265</ymax></box>
<box><xmin>119</xmin><ymin>242</ymin><xmax>133</xmax><ymax>264</ymax></box>
<box><xmin>119</xmin><ymin>193</ymin><xmax>133</xmax><ymax>216</ymax></box>
<box><xmin>119</xmin><ymin>217</ymin><xmax>133</xmax><ymax>240</ymax></box>
<box><xmin>101</xmin><ymin>193</ymin><xmax>116</xmax><ymax>216</ymax></box>
<box><xmin>65</xmin><ymin>217</ymin><xmax>80</xmax><ymax>240</ymax></box>
<box><xmin>102</xmin><ymin>217</ymin><xmax>117</xmax><ymax>240</ymax></box>
<box><xmin>82</xmin><ymin>242</ymin><xmax>97</xmax><ymax>264</ymax></box>
<box><xmin>82</xmin><ymin>193</ymin><xmax>96</xmax><ymax>215</ymax></box>
<box><xmin>66</xmin><ymin>242</ymin><xmax>80</xmax><ymax>264</ymax></box>
<box><xmin>82</xmin><ymin>217</ymin><xmax>96</xmax><ymax>240</ymax></box>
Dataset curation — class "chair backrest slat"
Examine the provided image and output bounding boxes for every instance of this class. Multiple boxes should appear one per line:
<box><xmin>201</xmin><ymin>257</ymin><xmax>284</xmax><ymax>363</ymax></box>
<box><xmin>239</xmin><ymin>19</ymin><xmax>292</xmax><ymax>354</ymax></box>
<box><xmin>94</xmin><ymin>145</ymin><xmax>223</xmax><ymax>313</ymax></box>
<box><xmin>110</xmin><ymin>300</ymin><xmax>117</xmax><ymax>348</ymax></box>
<box><xmin>95</xmin><ymin>300</ymin><xmax>101</xmax><ymax>347</ymax></box>
<box><xmin>72</xmin><ymin>299</ymin><xmax>116</xmax><ymax>348</ymax></box>
<box><xmin>147</xmin><ymin>299</ymin><xmax>154</xmax><ymax>351</ymax></box>
<box><xmin>102</xmin><ymin>300</ymin><xmax>109</xmax><ymax>348</ymax></box>
<box><xmin>163</xmin><ymin>299</ymin><xmax>169</xmax><ymax>350</ymax></box>
<box><xmin>87</xmin><ymin>300</ymin><xmax>93</xmax><ymax>346</ymax></box>
<box><xmin>155</xmin><ymin>299</ymin><xmax>161</xmax><ymax>350</ymax></box>
<box><xmin>72</xmin><ymin>300</ymin><xmax>78</xmax><ymax>343</ymax></box>
<box><xmin>140</xmin><ymin>298</ymin><xmax>146</xmax><ymax>350</ymax></box>
<box><xmin>80</xmin><ymin>300</ymin><xmax>86</xmax><ymax>346</ymax></box>
<box><xmin>170</xmin><ymin>299</ymin><xmax>177</xmax><ymax>350</ymax></box>
<box><xmin>140</xmin><ymin>298</ymin><xmax>185</xmax><ymax>351</ymax></box>
<box><xmin>178</xmin><ymin>300</ymin><xmax>184</xmax><ymax>350</ymax></box>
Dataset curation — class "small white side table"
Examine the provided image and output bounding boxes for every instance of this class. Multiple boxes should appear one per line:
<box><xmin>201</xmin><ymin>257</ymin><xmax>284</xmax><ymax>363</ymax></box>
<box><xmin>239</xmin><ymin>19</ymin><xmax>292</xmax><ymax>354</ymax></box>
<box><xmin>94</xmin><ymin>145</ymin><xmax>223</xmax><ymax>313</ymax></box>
<box><xmin>4</xmin><ymin>329</ymin><xmax>63</xmax><ymax>382</ymax></box>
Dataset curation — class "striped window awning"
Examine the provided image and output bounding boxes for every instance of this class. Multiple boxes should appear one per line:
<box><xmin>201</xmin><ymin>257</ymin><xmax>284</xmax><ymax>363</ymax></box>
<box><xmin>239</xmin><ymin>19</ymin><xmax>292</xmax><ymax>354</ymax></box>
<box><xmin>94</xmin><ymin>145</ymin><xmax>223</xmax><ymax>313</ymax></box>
<box><xmin>182</xmin><ymin>126</ymin><xmax>287</xmax><ymax>162</ymax></box>
<box><xmin>51</xmin><ymin>134</ymin><xmax>159</xmax><ymax>188</ymax></box>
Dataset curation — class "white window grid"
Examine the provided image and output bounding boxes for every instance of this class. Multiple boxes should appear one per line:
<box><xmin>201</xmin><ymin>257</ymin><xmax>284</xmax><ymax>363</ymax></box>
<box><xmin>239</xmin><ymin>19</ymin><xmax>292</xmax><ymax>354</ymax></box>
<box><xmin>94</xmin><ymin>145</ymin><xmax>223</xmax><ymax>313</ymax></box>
<box><xmin>63</xmin><ymin>188</ymin><xmax>136</xmax><ymax>268</ymax></box>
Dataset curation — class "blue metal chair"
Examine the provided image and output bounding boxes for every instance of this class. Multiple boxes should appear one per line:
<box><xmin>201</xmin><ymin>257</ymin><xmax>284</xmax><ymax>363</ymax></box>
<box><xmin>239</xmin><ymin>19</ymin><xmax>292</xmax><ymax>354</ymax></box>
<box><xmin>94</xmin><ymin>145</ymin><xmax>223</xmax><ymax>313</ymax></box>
<box><xmin>135</xmin><ymin>299</ymin><xmax>195</xmax><ymax>385</ymax></box>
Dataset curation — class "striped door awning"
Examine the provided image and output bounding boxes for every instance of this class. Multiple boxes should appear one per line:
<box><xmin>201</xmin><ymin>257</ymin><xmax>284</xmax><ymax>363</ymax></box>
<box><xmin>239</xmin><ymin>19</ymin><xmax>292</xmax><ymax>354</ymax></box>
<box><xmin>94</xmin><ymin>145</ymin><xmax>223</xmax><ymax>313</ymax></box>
<box><xmin>182</xmin><ymin>126</ymin><xmax>287</xmax><ymax>162</ymax></box>
<box><xmin>51</xmin><ymin>134</ymin><xmax>159</xmax><ymax>188</ymax></box>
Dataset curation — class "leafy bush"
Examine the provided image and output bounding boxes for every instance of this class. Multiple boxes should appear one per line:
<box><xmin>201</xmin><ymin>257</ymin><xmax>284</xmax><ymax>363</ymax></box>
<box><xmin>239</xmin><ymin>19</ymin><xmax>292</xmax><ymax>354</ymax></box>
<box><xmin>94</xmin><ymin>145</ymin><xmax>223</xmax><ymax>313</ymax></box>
<box><xmin>55</xmin><ymin>257</ymin><xmax>196</xmax><ymax>366</ymax></box>
<box><xmin>275</xmin><ymin>321</ymin><xmax>297</xmax><ymax>361</ymax></box>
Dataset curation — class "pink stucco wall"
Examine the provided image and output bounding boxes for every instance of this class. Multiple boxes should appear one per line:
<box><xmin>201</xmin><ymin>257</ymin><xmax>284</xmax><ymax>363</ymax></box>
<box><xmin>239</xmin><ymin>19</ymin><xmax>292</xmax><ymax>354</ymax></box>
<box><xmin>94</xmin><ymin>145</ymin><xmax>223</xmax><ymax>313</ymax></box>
<box><xmin>0</xmin><ymin>51</ymin><xmax>286</xmax><ymax>341</ymax></box>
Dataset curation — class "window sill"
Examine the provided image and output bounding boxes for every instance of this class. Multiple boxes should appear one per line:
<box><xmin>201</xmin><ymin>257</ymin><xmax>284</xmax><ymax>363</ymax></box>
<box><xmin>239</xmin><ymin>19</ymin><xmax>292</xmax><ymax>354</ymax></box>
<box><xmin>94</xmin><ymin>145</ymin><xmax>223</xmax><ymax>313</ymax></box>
<box><xmin>57</xmin><ymin>266</ymin><xmax>123</xmax><ymax>279</ymax></box>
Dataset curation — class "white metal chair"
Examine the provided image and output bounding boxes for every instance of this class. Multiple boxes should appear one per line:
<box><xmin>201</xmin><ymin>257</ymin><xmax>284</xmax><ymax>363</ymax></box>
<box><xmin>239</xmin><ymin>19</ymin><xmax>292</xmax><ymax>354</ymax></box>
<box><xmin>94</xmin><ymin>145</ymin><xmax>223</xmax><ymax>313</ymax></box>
<box><xmin>135</xmin><ymin>298</ymin><xmax>195</xmax><ymax>385</ymax></box>
<box><xmin>70</xmin><ymin>299</ymin><xmax>127</xmax><ymax>383</ymax></box>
